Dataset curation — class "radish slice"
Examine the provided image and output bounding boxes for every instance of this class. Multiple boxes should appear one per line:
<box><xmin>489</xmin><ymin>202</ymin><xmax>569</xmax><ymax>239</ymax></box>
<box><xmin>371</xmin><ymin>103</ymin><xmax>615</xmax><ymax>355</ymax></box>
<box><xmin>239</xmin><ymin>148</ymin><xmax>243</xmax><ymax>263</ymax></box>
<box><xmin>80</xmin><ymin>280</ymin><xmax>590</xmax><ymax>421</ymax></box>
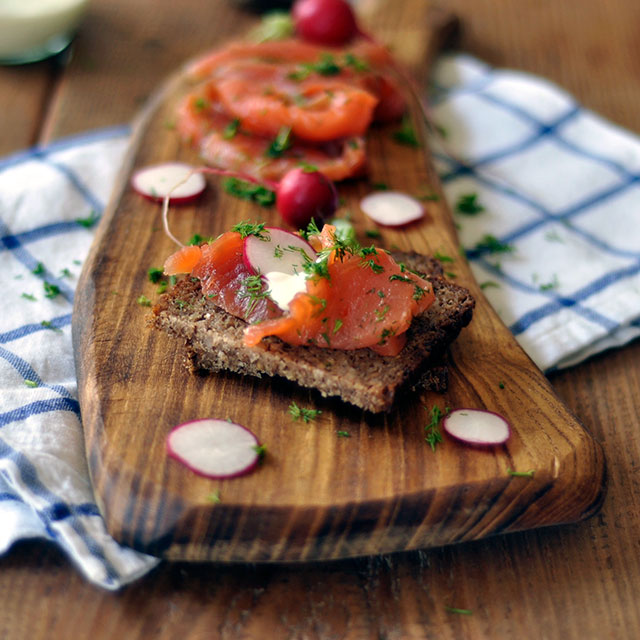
<box><xmin>443</xmin><ymin>409</ymin><xmax>511</xmax><ymax>446</ymax></box>
<box><xmin>132</xmin><ymin>162</ymin><xmax>206</xmax><ymax>204</ymax></box>
<box><xmin>359</xmin><ymin>191</ymin><xmax>424</xmax><ymax>227</ymax></box>
<box><xmin>244</xmin><ymin>227</ymin><xmax>316</xmax><ymax>276</ymax></box>
<box><xmin>167</xmin><ymin>419</ymin><xmax>262</xmax><ymax>478</ymax></box>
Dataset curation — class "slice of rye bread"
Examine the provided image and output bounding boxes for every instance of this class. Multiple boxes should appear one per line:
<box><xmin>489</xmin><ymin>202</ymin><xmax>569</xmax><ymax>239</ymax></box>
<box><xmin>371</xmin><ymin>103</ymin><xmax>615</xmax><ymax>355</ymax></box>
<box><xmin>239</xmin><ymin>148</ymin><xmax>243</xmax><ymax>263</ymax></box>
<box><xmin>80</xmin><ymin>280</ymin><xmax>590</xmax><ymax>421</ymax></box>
<box><xmin>151</xmin><ymin>251</ymin><xmax>475</xmax><ymax>413</ymax></box>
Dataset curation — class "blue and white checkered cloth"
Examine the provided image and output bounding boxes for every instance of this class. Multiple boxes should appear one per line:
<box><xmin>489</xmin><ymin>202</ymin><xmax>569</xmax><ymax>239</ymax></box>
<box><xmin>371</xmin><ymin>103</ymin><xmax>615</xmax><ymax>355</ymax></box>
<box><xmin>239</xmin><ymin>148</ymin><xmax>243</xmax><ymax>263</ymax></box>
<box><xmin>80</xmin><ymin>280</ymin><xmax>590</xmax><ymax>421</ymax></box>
<box><xmin>430</xmin><ymin>55</ymin><xmax>640</xmax><ymax>371</ymax></box>
<box><xmin>1</xmin><ymin>55</ymin><xmax>639</xmax><ymax>589</ymax></box>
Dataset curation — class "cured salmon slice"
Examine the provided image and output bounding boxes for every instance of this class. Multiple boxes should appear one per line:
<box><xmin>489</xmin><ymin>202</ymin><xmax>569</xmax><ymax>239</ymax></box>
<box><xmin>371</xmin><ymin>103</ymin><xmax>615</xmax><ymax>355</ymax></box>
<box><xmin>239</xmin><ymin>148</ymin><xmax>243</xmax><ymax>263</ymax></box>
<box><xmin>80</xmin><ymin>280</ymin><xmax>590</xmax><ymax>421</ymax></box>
<box><xmin>213</xmin><ymin>61</ymin><xmax>379</xmax><ymax>141</ymax></box>
<box><xmin>244</xmin><ymin>226</ymin><xmax>435</xmax><ymax>355</ymax></box>
<box><xmin>187</xmin><ymin>38</ymin><xmax>395</xmax><ymax>80</ymax></box>
<box><xmin>164</xmin><ymin>232</ymin><xmax>282</xmax><ymax>323</ymax></box>
<box><xmin>176</xmin><ymin>84</ymin><xmax>367</xmax><ymax>182</ymax></box>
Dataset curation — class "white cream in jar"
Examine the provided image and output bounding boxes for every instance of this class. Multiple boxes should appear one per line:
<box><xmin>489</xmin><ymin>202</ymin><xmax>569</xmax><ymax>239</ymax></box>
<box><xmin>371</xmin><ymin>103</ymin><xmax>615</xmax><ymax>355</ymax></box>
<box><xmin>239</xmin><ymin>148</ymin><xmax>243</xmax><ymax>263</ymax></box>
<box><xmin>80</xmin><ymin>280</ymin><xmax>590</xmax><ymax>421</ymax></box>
<box><xmin>0</xmin><ymin>0</ymin><xmax>90</xmax><ymax>64</ymax></box>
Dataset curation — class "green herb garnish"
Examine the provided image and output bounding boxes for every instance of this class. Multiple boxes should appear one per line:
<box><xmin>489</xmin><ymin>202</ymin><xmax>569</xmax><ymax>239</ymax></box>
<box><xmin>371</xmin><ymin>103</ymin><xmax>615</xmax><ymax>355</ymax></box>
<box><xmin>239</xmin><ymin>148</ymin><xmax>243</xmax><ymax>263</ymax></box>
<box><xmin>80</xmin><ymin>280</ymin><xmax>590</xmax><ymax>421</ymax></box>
<box><xmin>253</xmin><ymin>444</ymin><xmax>267</xmax><ymax>461</ymax></box>
<box><xmin>76</xmin><ymin>210</ymin><xmax>99</xmax><ymax>228</ymax></box>
<box><xmin>474</xmin><ymin>235</ymin><xmax>514</xmax><ymax>254</ymax></box>
<box><xmin>288</xmin><ymin>402</ymin><xmax>322</xmax><ymax>423</ymax></box>
<box><xmin>32</xmin><ymin>262</ymin><xmax>45</xmax><ymax>275</ymax></box>
<box><xmin>389</xmin><ymin>274</ymin><xmax>413</xmax><ymax>284</ymax></box>
<box><xmin>43</xmin><ymin>282</ymin><xmax>60</xmax><ymax>299</ymax></box>
<box><xmin>137</xmin><ymin>295</ymin><xmax>152</xmax><ymax>307</ymax></box>
<box><xmin>239</xmin><ymin>273</ymin><xmax>270</xmax><ymax>317</ymax></box>
<box><xmin>337</xmin><ymin>430</ymin><xmax>351</xmax><ymax>438</ymax></box>
<box><xmin>424</xmin><ymin>405</ymin><xmax>446</xmax><ymax>451</ymax></box>
<box><xmin>148</xmin><ymin>267</ymin><xmax>164</xmax><ymax>283</ymax></box>
<box><xmin>445</xmin><ymin>606</ymin><xmax>473</xmax><ymax>616</ymax></box>
<box><xmin>250</xmin><ymin>11</ymin><xmax>294</xmax><ymax>42</ymax></box>
<box><xmin>455</xmin><ymin>193</ymin><xmax>485</xmax><ymax>215</ymax></box>
<box><xmin>207</xmin><ymin>490</ymin><xmax>222</xmax><ymax>504</ymax></box>
<box><xmin>224</xmin><ymin>178</ymin><xmax>276</xmax><ymax>207</ymax></box>
<box><xmin>24</xmin><ymin>379</ymin><xmax>38</xmax><ymax>388</ymax></box>
<box><xmin>507</xmin><ymin>469</ymin><xmax>535</xmax><ymax>478</ymax></box>
<box><xmin>344</xmin><ymin>52</ymin><xmax>369</xmax><ymax>72</ymax></box>
<box><xmin>480</xmin><ymin>281</ymin><xmax>500</xmax><ymax>290</ymax></box>
<box><xmin>223</xmin><ymin>118</ymin><xmax>240</xmax><ymax>139</ymax></box>
<box><xmin>40</xmin><ymin>320</ymin><xmax>62</xmax><ymax>333</ymax></box>
<box><xmin>392</xmin><ymin>115</ymin><xmax>420</xmax><ymax>147</ymax></box>
<box><xmin>434</xmin><ymin>251</ymin><xmax>455</xmax><ymax>263</ymax></box>
<box><xmin>231</xmin><ymin>221</ymin><xmax>269</xmax><ymax>240</ymax></box>
<box><xmin>21</xmin><ymin>293</ymin><xmax>37</xmax><ymax>301</ymax></box>
<box><xmin>266</xmin><ymin>126</ymin><xmax>292</xmax><ymax>158</ymax></box>
<box><xmin>539</xmin><ymin>274</ymin><xmax>559</xmax><ymax>291</ymax></box>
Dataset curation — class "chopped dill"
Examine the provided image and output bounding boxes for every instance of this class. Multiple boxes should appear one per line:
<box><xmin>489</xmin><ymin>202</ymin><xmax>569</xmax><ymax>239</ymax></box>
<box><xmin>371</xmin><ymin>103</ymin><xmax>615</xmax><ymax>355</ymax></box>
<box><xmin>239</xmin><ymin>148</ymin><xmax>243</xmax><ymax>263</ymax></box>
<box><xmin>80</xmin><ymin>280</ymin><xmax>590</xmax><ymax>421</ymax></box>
<box><xmin>239</xmin><ymin>274</ymin><xmax>270</xmax><ymax>317</ymax></box>
<box><xmin>76</xmin><ymin>210</ymin><xmax>99</xmax><ymax>228</ymax></box>
<box><xmin>455</xmin><ymin>193</ymin><xmax>485</xmax><ymax>215</ymax></box>
<box><xmin>231</xmin><ymin>221</ymin><xmax>269</xmax><ymax>240</ymax></box>
<box><xmin>392</xmin><ymin>115</ymin><xmax>420</xmax><ymax>147</ymax></box>
<box><xmin>147</xmin><ymin>267</ymin><xmax>164</xmax><ymax>283</ymax></box>
<box><xmin>474</xmin><ymin>235</ymin><xmax>514</xmax><ymax>254</ymax></box>
<box><xmin>424</xmin><ymin>405</ymin><xmax>446</xmax><ymax>451</ymax></box>
<box><xmin>288</xmin><ymin>402</ymin><xmax>322</xmax><ymax>423</ymax></box>
<box><xmin>223</xmin><ymin>178</ymin><xmax>275</xmax><ymax>207</ymax></box>
<box><xmin>433</xmin><ymin>251</ymin><xmax>455</xmax><ymax>263</ymax></box>
<box><xmin>223</xmin><ymin>118</ymin><xmax>240</xmax><ymax>140</ymax></box>
<box><xmin>266</xmin><ymin>126</ymin><xmax>292</xmax><ymax>158</ymax></box>
<box><xmin>43</xmin><ymin>282</ymin><xmax>60</xmax><ymax>299</ymax></box>
<box><xmin>507</xmin><ymin>469</ymin><xmax>535</xmax><ymax>478</ymax></box>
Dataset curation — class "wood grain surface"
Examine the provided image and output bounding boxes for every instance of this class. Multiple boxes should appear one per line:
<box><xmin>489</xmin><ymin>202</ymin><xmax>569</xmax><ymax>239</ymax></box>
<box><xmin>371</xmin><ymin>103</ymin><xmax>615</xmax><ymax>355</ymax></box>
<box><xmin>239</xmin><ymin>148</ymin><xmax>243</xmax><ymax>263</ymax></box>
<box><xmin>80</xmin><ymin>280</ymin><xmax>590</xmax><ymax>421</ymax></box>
<box><xmin>72</xmin><ymin>2</ymin><xmax>604</xmax><ymax>562</ymax></box>
<box><xmin>1</xmin><ymin>0</ymin><xmax>640</xmax><ymax>638</ymax></box>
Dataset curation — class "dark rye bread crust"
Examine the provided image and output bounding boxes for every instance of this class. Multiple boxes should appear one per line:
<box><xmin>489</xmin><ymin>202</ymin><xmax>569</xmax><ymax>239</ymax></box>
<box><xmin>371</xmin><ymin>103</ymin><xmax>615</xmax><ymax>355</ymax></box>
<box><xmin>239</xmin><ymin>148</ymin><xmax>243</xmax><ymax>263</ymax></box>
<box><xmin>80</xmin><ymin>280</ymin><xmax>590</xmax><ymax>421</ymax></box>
<box><xmin>151</xmin><ymin>252</ymin><xmax>475</xmax><ymax>413</ymax></box>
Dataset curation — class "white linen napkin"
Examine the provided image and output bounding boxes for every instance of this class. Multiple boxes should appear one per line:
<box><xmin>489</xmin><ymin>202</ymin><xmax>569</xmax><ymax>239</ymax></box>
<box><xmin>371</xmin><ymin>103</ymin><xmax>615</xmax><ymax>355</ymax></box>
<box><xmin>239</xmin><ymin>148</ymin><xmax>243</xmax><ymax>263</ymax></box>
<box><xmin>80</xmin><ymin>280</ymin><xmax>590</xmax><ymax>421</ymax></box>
<box><xmin>1</xmin><ymin>55</ymin><xmax>639</xmax><ymax>589</ymax></box>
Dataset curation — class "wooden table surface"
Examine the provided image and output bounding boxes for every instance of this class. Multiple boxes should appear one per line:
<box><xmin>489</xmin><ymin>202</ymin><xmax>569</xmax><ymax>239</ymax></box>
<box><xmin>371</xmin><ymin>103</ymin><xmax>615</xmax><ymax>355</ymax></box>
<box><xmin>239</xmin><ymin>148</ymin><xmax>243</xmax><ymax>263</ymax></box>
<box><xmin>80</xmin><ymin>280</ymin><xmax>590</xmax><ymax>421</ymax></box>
<box><xmin>1</xmin><ymin>0</ymin><xmax>639</xmax><ymax>638</ymax></box>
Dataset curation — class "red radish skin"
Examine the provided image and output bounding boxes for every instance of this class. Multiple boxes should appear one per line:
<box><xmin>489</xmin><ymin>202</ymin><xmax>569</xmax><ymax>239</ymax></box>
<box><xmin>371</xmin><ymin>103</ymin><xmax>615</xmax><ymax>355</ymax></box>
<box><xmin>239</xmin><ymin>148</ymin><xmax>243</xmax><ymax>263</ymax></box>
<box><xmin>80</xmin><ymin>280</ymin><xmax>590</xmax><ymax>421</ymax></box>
<box><xmin>243</xmin><ymin>226</ymin><xmax>316</xmax><ymax>276</ymax></box>
<box><xmin>132</xmin><ymin>162</ymin><xmax>206</xmax><ymax>204</ymax></box>
<box><xmin>276</xmin><ymin>168</ymin><xmax>338</xmax><ymax>229</ymax></box>
<box><xmin>167</xmin><ymin>419</ymin><xmax>262</xmax><ymax>479</ymax></box>
<box><xmin>359</xmin><ymin>191</ymin><xmax>425</xmax><ymax>227</ymax></box>
<box><xmin>443</xmin><ymin>409</ymin><xmax>511</xmax><ymax>447</ymax></box>
<box><xmin>292</xmin><ymin>0</ymin><xmax>358</xmax><ymax>46</ymax></box>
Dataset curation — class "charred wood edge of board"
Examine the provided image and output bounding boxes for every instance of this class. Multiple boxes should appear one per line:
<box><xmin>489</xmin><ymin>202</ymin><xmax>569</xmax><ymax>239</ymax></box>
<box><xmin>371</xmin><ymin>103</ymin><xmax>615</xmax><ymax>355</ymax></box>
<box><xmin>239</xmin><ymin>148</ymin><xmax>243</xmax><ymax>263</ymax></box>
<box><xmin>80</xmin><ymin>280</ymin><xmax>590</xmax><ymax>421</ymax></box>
<box><xmin>93</xmin><ymin>444</ymin><xmax>606</xmax><ymax>560</ymax></box>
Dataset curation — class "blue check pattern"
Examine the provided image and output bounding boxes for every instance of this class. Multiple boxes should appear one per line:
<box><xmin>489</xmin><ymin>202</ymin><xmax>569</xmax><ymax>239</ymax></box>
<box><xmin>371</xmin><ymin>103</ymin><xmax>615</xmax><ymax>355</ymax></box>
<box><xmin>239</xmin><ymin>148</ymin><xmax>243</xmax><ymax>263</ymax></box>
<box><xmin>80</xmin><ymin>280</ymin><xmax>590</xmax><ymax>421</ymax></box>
<box><xmin>0</xmin><ymin>126</ymin><xmax>158</xmax><ymax>589</ymax></box>
<box><xmin>429</xmin><ymin>55</ymin><xmax>640</xmax><ymax>370</ymax></box>
<box><xmin>1</xmin><ymin>54</ymin><xmax>639</xmax><ymax>589</ymax></box>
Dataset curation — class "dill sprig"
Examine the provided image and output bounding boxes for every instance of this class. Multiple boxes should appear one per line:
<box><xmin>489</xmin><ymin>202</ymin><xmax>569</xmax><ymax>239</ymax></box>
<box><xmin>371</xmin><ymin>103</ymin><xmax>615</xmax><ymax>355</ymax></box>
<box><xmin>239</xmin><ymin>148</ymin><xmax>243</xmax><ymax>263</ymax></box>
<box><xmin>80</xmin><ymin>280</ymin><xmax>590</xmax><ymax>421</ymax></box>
<box><xmin>239</xmin><ymin>274</ymin><xmax>270</xmax><ymax>317</ymax></box>
<box><xmin>288</xmin><ymin>402</ymin><xmax>322</xmax><ymax>423</ymax></box>
<box><xmin>424</xmin><ymin>405</ymin><xmax>446</xmax><ymax>451</ymax></box>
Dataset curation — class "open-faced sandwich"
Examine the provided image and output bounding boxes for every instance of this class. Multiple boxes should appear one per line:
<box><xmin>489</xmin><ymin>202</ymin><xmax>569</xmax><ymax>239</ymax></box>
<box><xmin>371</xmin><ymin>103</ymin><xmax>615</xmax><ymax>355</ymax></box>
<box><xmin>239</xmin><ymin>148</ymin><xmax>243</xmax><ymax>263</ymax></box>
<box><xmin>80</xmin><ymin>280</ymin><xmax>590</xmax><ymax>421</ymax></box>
<box><xmin>151</xmin><ymin>222</ymin><xmax>474</xmax><ymax>413</ymax></box>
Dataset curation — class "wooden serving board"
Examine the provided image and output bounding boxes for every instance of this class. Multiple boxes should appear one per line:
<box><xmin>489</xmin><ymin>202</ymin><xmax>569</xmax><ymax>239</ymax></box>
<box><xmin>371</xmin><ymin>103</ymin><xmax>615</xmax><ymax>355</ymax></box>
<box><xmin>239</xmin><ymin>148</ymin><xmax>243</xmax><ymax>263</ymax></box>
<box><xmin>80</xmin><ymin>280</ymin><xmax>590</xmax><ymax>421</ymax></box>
<box><xmin>73</xmin><ymin>3</ymin><xmax>605</xmax><ymax>562</ymax></box>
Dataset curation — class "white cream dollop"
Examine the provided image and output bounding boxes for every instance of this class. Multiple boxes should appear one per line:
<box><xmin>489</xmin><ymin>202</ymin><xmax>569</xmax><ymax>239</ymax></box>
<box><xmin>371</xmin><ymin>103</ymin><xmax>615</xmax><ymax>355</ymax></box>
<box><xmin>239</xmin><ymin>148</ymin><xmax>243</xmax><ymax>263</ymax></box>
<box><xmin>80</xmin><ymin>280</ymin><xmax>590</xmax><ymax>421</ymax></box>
<box><xmin>264</xmin><ymin>271</ymin><xmax>308</xmax><ymax>312</ymax></box>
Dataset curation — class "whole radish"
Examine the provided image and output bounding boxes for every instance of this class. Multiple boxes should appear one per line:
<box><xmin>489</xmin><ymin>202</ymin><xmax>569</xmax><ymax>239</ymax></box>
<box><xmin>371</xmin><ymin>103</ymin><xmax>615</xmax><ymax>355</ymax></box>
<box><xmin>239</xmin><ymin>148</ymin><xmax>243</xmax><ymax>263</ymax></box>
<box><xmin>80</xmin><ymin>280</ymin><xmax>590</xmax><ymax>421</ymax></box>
<box><xmin>292</xmin><ymin>0</ymin><xmax>358</xmax><ymax>46</ymax></box>
<box><xmin>276</xmin><ymin>167</ymin><xmax>338</xmax><ymax>228</ymax></box>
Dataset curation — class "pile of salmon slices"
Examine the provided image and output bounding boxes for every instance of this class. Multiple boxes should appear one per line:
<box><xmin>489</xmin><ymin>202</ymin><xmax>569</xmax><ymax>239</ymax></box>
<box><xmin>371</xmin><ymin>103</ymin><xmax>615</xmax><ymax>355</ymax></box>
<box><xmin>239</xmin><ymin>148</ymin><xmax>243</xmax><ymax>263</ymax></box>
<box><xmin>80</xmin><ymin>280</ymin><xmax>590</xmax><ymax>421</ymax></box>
<box><xmin>177</xmin><ymin>38</ymin><xmax>406</xmax><ymax>182</ymax></box>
